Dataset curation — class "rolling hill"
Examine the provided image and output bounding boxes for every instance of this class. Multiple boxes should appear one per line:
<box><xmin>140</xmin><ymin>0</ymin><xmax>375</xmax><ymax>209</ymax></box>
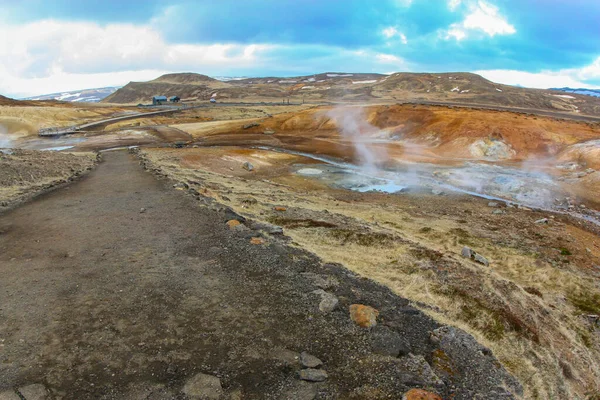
<box><xmin>23</xmin><ymin>87</ymin><xmax>120</xmax><ymax>103</ymax></box>
<box><xmin>102</xmin><ymin>72</ymin><xmax>600</xmax><ymax>117</ymax></box>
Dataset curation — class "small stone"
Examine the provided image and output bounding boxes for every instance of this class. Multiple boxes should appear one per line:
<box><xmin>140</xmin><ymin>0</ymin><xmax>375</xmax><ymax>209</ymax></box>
<box><xmin>140</xmin><ymin>207</ymin><xmax>146</xmax><ymax>213</ymax></box>
<box><xmin>17</xmin><ymin>384</ymin><xmax>49</xmax><ymax>400</ymax></box>
<box><xmin>487</xmin><ymin>202</ymin><xmax>499</xmax><ymax>207</ymax></box>
<box><xmin>300</xmin><ymin>352</ymin><xmax>323</xmax><ymax>368</ymax></box>
<box><xmin>182</xmin><ymin>373</ymin><xmax>223</xmax><ymax>400</ymax></box>
<box><xmin>274</xmin><ymin>206</ymin><xmax>287</xmax><ymax>212</ymax></box>
<box><xmin>349</xmin><ymin>304</ymin><xmax>379</xmax><ymax>328</ymax></box>
<box><xmin>263</xmin><ymin>129</ymin><xmax>276</xmax><ymax>135</ymax></box>
<box><xmin>226</xmin><ymin>220</ymin><xmax>241</xmax><ymax>229</ymax></box>
<box><xmin>242</xmin><ymin>162</ymin><xmax>254</xmax><ymax>171</ymax></box>
<box><xmin>298</xmin><ymin>369</ymin><xmax>328</xmax><ymax>382</ymax></box>
<box><xmin>250</xmin><ymin>237</ymin><xmax>265</xmax><ymax>245</ymax></box>
<box><xmin>319</xmin><ymin>293</ymin><xmax>339</xmax><ymax>313</ymax></box>
<box><xmin>461</xmin><ymin>246</ymin><xmax>473</xmax><ymax>258</ymax></box>
<box><xmin>535</xmin><ymin>218</ymin><xmax>549</xmax><ymax>224</ymax></box>
<box><xmin>474</xmin><ymin>253</ymin><xmax>489</xmax><ymax>266</ymax></box>
<box><xmin>243</xmin><ymin>122</ymin><xmax>260</xmax><ymax>129</ymax></box>
<box><xmin>431</xmin><ymin>189</ymin><xmax>444</xmax><ymax>196</ymax></box>
<box><xmin>492</xmin><ymin>209</ymin><xmax>504</xmax><ymax>215</ymax></box>
<box><xmin>402</xmin><ymin>388</ymin><xmax>442</xmax><ymax>400</ymax></box>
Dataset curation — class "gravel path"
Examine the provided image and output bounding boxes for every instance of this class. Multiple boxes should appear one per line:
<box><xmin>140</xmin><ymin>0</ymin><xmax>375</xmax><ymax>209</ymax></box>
<box><xmin>0</xmin><ymin>150</ymin><xmax>520</xmax><ymax>399</ymax></box>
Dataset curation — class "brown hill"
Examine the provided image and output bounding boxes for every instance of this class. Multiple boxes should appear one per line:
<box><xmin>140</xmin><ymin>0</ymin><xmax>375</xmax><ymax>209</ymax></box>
<box><xmin>102</xmin><ymin>72</ymin><xmax>600</xmax><ymax>117</ymax></box>
<box><xmin>0</xmin><ymin>95</ymin><xmax>24</xmax><ymax>106</ymax></box>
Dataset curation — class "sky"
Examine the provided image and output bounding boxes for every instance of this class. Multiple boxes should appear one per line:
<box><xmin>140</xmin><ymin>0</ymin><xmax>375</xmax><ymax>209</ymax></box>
<box><xmin>1</xmin><ymin>0</ymin><xmax>599</xmax><ymax>98</ymax></box>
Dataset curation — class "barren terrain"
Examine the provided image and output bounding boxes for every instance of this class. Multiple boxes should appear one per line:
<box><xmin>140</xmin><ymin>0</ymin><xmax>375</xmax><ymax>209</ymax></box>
<box><xmin>1</xmin><ymin>91</ymin><xmax>600</xmax><ymax>399</ymax></box>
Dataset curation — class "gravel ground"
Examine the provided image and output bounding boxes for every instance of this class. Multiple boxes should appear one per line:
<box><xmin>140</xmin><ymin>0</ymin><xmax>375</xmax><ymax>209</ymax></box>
<box><xmin>0</xmin><ymin>150</ymin><xmax>520</xmax><ymax>399</ymax></box>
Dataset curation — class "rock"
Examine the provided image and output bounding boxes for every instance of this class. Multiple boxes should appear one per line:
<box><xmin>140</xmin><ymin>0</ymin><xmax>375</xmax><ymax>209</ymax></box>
<box><xmin>461</xmin><ymin>246</ymin><xmax>489</xmax><ymax>266</ymax></box>
<box><xmin>182</xmin><ymin>373</ymin><xmax>223</xmax><ymax>400</ymax></box>
<box><xmin>250</xmin><ymin>237</ymin><xmax>265</xmax><ymax>245</ymax></box>
<box><xmin>302</xmin><ymin>272</ymin><xmax>339</xmax><ymax>290</ymax></box>
<box><xmin>300</xmin><ymin>352</ymin><xmax>323</xmax><ymax>368</ymax></box>
<box><xmin>263</xmin><ymin>129</ymin><xmax>276</xmax><ymax>135</ymax></box>
<box><xmin>243</xmin><ymin>122</ymin><xmax>260</xmax><ymax>129</ymax></box>
<box><xmin>140</xmin><ymin>207</ymin><xmax>146</xmax><ymax>213</ymax></box>
<box><xmin>242</xmin><ymin>161</ymin><xmax>254</xmax><ymax>171</ymax></box>
<box><xmin>535</xmin><ymin>218</ymin><xmax>549</xmax><ymax>224</ymax></box>
<box><xmin>371</xmin><ymin>326</ymin><xmax>410</xmax><ymax>357</ymax></box>
<box><xmin>274</xmin><ymin>206</ymin><xmax>287</xmax><ymax>212</ymax></box>
<box><xmin>241</xmin><ymin>197</ymin><xmax>258</xmax><ymax>205</ymax></box>
<box><xmin>319</xmin><ymin>293</ymin><xmax>339</xmax><ymax>313</ymax></box>
<box><xmin>298</xmin><ymin>369</ymin><xmax>328</xmax><ymax>382</ymax></box>
<box><xmin>17</xmin><ymin>384</ymin><xmax>49</xmax><ymax>400</ymax></box>
<box><xmin>492</xmin><ymin>210</ymin><xmax>504</xmax><ymax>215</ymax></box>
<box><xmin>461</xmin><ymin>246</ymin><xmax>474</xmax><ymax>258</ymax></box>
<box><xmin>349</xmin><ymin>304</ymin><xmax>379</xmax><ymax>328</ymax></box>
<box><xmin>0</xmin><ymin>391</ymin><xmax>21</xmax><ymax>400</ymax></box>
<box><xmin>398</xmin><ymin>354</ymin><xmax>444</xmax><ymax>388</ymax></box>
<box><xmin>226</xmin><ymin>220</ymin><xmax>242</xmax><ymax>229</ymax></box>
<box><xmin>402</xmin><ymin>388</ymin><xmax>442</xmax><ymax>400</ymax></box>
<box><xmin>474</xmin><ymin>253</ymin><xmax>489</xmax><ymax>266</ymax></box>
<box><xmin>487</xmin><ymin>201</ymin><xmax>499</xmax><ymax>207</ymax></box>
<box><xmin>431</xmin><ymin>189</ymin><xmax>444</xmax><ymax>196</ymax></box>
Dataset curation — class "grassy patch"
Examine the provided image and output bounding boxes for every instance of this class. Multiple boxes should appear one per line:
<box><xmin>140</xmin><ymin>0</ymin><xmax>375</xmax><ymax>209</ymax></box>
<box><xmin>329</xmin><ymin>229</ymin><xmax>397</xmax><ymax>247</ymax></box>
<box><xmin>267</xmin><ymin>216</ymin><xmax>337</xmax><ymax>229</ymax></box>
<box><xmin>568</xmin><ymin>291</ymin><xmax>600</xmax><ymax>315</ymax></box>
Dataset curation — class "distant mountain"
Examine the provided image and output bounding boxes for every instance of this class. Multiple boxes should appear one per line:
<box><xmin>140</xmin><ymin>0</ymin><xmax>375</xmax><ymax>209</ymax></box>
<box><xmin>100</xmin><ymin>71</ymin><xmax>600</xmax><ymax>117</ymax></box>
<box><xmin>23</xmin><ymin>87</ymin><xmax>121</xmax><ymax>103</ymax></box>
<box><xmin>551</xmin><ymin>87</ymin><xmax>600</xmax><ymax>98</ymax></box>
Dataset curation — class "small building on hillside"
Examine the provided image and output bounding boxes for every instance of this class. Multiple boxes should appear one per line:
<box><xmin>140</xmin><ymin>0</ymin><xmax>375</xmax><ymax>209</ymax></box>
<box><xmin>152</xmin><ymin>95</ymin><xmax>168</xmax><ymax>105</ymax></box>
<box><xmin>170</xmin><ymin>96</ymin><xmax>180</xmax><ymax>103</ymax></box>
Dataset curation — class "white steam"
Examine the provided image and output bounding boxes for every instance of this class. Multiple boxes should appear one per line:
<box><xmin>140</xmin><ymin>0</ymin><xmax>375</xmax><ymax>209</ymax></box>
<box><xmin>0</xmin><ymin>123</ymin><xmax>14</xmax><ymax>148</ymax></box>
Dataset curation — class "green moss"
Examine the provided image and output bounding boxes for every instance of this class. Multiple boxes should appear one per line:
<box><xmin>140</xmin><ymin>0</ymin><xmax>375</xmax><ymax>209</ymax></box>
<box><xmin>560</xmin><ymin>248</ymin><xmax>572</xmax><ymax>256</ymax></box>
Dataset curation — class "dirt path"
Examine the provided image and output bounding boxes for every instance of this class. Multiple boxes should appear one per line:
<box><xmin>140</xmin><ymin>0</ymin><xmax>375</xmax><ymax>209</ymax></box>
<box><xmin>0</xmin><ymin>151</ymin><xmax>520</xmax><ymax>399</ymax></box>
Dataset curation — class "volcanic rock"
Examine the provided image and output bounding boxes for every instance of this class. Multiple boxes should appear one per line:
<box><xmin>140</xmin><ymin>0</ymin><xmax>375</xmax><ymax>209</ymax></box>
<box><xmin>402</xmin><ymin>388</ymin><xmax>442</xmax><ymax>400</ymax></box>
<box><xmin>349</xmin><ymin>304</ymin><xmax>379</xmax><ymax>328</ymax></box>
<box><xmin>300</xmin><ymin>352</ymin><xmax>323</xmax><ymax>368</ymax></box>
<box><xmin>242</xmin><ymin>161</ymin><xmax>254</xmax><ymax>171</ymax></box>
<box><xmin>182</xmin><ymin>373</ymin><xmax>223</xmax><ymax>399</ymax></box>
<box><xmin>298</xmin><ymin>368</ymin><xmax>328</xmax><ymax>382</ymax></box>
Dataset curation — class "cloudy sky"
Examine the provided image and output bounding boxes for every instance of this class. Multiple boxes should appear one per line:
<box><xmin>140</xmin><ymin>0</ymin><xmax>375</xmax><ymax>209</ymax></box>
<box><xmin>1</xmin><ymin>0</ymin><xmax>599</xmax><ymax>98</ymax></box>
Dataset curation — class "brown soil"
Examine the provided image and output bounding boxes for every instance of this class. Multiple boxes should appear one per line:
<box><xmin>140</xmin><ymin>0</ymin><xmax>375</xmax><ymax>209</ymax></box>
<box><xmin>0</xmin><ymin>151</ymin><xmax>519</xmax><ymax>399</ymax></box>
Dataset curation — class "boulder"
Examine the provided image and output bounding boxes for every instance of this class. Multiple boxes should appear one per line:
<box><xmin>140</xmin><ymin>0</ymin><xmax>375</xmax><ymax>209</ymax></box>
<box><xmin>300</xmin><ymin>352</ymin><xmax>323</xmax><ymax>368</ymax></box>
<box><xmin>487</xmin><ymin>201</ymin><xmax>499</xmax><ymax>207</ymax></box>
<box><xmin>319</xmin><ymin>293</ymin><xmax>339</xmax><ymax>313</ymax></box>
<box><xmin>298</xmin><ymin>369</ymin><xmax>328</xmax><ymax>382</ymax></box>
<box><xmin>349</xmin><ymin>304</ymin><xmax>379</xmax><ymax>328</ymax></box>
<box><xmin>371</xmin><ymin>326</ymin><xmax>410</xmax><ymax>357</ymax></box>
<box><xmin>226</xmin><ymin>220</ymin><xmax>241</xmax><ymax>229</ymax></box>
<box><xmin>535</xmin><ymin>218</ymin><xmax>549</xmax><ymax>224</ymax></box>
<box><xmin>250</xmin><ymin>237</ymin><xmax>266</xmax><ymax>245</ymax></box>
<box><xmin>474</xmin><ymin>253</ymin><xmax>489</xmax><ymax>266</ymax></box>
<box><xmin>16</xmin><ymin>384</ymin><xmax>49</xmax><ymax>400</ymax></box>
<box><xmin>242</xmin><ymin>122</ymin><xmax>260</xmax><ymax>129</ymax></box>
<box><xmin>242</xmin><ymin>162</ymin><xmax>254</xmax><ymax>171</ymax></box>
<box><xmin>182</xmin><ymin>373</ymin><xmax>223</xmax><ymax>400</ymax></box>
<box><xmin>461</xmin><ymin>246</ymin><xmax>489</xmax><ymax>266</ymax></box>
<box><xmin>0</xmin><ymin>391</ymin><xmax>21</xmax><ymax>400</ymax></box>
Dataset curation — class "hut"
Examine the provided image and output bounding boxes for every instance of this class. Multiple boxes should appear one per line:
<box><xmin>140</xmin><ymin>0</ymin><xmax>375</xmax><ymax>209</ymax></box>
<box><xmin>152</xmin><ymin>96</ymin><xmax>168</xmax><ymax>105</ymax></box>
<box><xmin>170</xmin><ymin>96</ymin><xmax>180</xmax><ymax>103</ymax></box>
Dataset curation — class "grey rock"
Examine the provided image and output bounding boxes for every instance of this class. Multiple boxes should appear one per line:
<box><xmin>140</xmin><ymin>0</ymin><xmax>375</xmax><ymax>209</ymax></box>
<box><xmin>397</xmin><ymin>354</ymin><xmax>444</xmax><ymax>388</ymax></box>
<box><xmin>263</xmin><ymin>129</ymin><xmax>276</xmax><ymax>135</ymax></box>
<box><xmin>140</xmin><ymin>207</ymin><xmax>146</xmax><ymax>213</ymax></box>
<box><xmin>487</xmin><ymin>201</ymin><xmax>499</xmax><ymax>207</ymax></box>
<box><xmin>461</xmin><ymin>246</ymin><xmax>474</xmax><ymax>258</ymax></box>
<box><xmin>432</xmin><ymin>189</ymin><xmax>444</xmax><ymax>196</ymax></box>
<box><xmin>300</xmin><ymin>352</ymin><xmax>323</xmax><ymax>368</ymax></box>
<box><xmin>319</xmin><ymin>293</ymin><xmax>339</xmax><ymax>313</ymax></box>
<box><xmin>535</xmin><ymin>218</ymin><xmax>549</xmax><ymax>224</ymax></box>
<box><xmin>242</xmin><ymin>162</ymin><xmax>254</xmax><ymax>171</ymax></box>
<box><xmin>0</xmin><ymin>391</ymin><xmax>21</xmax><ymax>400</ymax></box>
<box><xmin>492</xmin><ymin>210</ymin><xmax>504</xmax><ymax>215</ymax></box>
<box><xmin>298</xmin><ymin>368</ymin><xmax>328</xmax><ymax>382</ymax></box>
<box><xmin>371</xmin><ymin>326</ymin><xmax>410</xmax><ymax>357</ymax></box>
<box><xmin>242</xmin><ymin>122</ymin><xmax>260</xmax><ymax>129</ymax></box>
<box><xmin>182</xmin><ymin>373</ymin><xmax>223</xmax><ymax>399</ymax></box>
<box><xmin>474</xmin><ymin>253</ymin><xmax>489</xmax><ymax>266</ymax></box>
<box><xmin>17</xmin><ymin>384</ymin><xmax>49</xmax><ymax>400</ymax></box>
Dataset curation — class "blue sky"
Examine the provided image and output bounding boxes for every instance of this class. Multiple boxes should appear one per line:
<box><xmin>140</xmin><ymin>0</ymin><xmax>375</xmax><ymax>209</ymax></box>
<box><xmin>1</xmin><ymin>0</ymin><xmax>599</xmax><ymax>97</ymax></box>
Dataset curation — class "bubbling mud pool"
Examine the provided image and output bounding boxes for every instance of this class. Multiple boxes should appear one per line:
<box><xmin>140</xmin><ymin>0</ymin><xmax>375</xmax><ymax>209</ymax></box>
<box><xmin>255</xmin><ymin>146</ymin><xmax>600</xmax><ymax>224</ymax></box>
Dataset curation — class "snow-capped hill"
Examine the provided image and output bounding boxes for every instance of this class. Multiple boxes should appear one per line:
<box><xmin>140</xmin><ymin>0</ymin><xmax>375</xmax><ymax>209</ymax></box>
<box><xmin>23</xmin><ymin>87</ymin><xmax>121</xmax><ymax>103</ymax></box>
<box><xmin>551</xmin><ymin>87</ymin><xmax>600</xmax><ymax>98</ymax></box>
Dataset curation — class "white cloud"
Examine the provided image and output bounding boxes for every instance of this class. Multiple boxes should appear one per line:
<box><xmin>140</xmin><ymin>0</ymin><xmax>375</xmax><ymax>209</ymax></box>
<box><xmin>475</xmin><ymin>67</ymin><xmax>600</xmax><ymax>89</ymax></box>
<box><xmin>0</xmin><ymin>19</ymin><xmax>273</xmax><ymax>97</ymax></box>
<box><xmin>376</xmin><ymin>53</ymin><xmax>406</xmax><ymax>66</ymax></box>
<box><xmin>444</xmin><ymin>1</ymin><xmax>516</xmax><ymax>41</ymax></box>
<box><xmin>382</xmin><ymin>26</ymin><xmax>408</xmax><ymax>44</ymax></box>
<box><xmin>448</xmin><ymin>0</ymin><xmax>462</xmax><ymax>11</ymax></box>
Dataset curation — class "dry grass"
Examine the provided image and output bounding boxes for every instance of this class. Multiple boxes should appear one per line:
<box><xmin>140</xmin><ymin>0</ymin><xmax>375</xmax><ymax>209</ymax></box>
<box><xmin>139</xmin><ymin>146</ymin><xmax>600</xmax><ymax>399</ymax></box>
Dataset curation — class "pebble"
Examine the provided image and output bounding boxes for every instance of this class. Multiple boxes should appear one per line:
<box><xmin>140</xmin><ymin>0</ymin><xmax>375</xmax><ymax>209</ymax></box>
<box><xmin>140</xmin><ymin>207</ymin><xmax>146</xmax><ymax>213</ymax></box>
<box><xmin>298</xmin><ymin>368</ymin><xmax>328</xmax><ymax>382</ymax></box>
<box><xmin>300</xmin><ymin>352</ymin><xmax>323</xmax><ymax>368</ymax></box>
